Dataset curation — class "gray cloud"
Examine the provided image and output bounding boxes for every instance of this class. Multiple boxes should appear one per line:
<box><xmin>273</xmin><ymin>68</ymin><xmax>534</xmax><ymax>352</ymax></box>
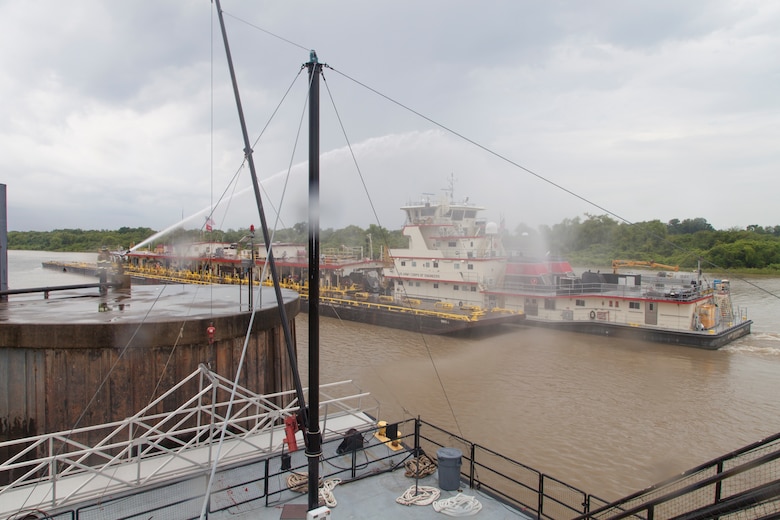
<box><xmin>1</xmin><ymin>1</ymin><xmax>779</xmax><ymax>235</ymax></box>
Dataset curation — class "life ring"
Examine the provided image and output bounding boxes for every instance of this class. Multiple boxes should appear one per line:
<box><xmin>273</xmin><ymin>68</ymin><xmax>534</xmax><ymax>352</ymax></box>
<box><xmin>589</xmin><ymin>310</ymin><xmax>596</xmax><ymax>320</ymax></box>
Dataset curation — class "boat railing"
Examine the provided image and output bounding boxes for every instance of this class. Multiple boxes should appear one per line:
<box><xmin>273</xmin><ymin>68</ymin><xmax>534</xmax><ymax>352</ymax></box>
<box><xmin>205</xmin><ymin>416</ymin><xmax>612</xmax><ymax>517</ymax></box>
<box><xmin>0</xmin><ymin>365</ymin><xmax>378</xmax><ymax>517</ymax></box>
<box><xmin>9</xmin><ymin>401</ymin><xmax>776</xmax><ymax>519</ymax></box>
<box><xmin>314</xmin><ymin>295</ymin><xmax>508</xmax><ymax>322</ymax></box>
<box><xmin>411</xmin><ymin>418</ymin><xmax>611</xmax><ymax>519</ymax></box>
<box><xmin>496</xmin><ymin>279</ymin><xmax>713</xmax><ymax>303</ymax></box>
<box><xmin>572</xmin><ymin>430</ymin><xmax>780</xmax><ymax>520</ymax></box>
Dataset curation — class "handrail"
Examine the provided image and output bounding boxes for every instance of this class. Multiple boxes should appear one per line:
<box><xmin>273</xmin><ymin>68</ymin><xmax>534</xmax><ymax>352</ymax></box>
<box><xmin>573</xmin><ymin>430</ymin><xmax>780</xmax><ymax>520</ymax></box>
<box><xmin>0</xmin><ymin>365</ymin><xmax>378</xmax><ymax>516</ymax></box>
<box><xmin>5</xmin><ymin>401</ymin><xmax>777</xmax><ymax>519</ymax></box>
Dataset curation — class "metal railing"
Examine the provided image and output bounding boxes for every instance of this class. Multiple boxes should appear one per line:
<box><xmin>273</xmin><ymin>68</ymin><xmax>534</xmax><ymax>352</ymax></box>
<box><xmin>406</xmin><ymin>418</ymin><xmax>610</xmax><ymax>519</ymax></box>
<box><xmin>573</xmin><ymin>431</ymin><xmax>780</xmax><ymax>520</ymax></box>
<box><xmin>0</xmin><ymin>365</ymin><xmax>377</xmax><ymax>517</ymax></box>
<box><xmin>5</xmin><ymin>391</ymin><xmax>778</xmax><ymax>519</ymax></box>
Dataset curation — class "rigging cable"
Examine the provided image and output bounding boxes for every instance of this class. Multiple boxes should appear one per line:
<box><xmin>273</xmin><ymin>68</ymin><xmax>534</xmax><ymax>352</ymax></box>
<box><xmin>326</xmin><ymin>65</ymin><xmax>776</xmax><ymax>301</ymax></box>
<box><xmin>321</xmin><ymin>70</ymin><xmax>465</xmax><ymax>437</ymax></box>
<box><xmin>222</xmin><ymin>10</ymin><xmax>778</xmax><ymax>300</ymax></box>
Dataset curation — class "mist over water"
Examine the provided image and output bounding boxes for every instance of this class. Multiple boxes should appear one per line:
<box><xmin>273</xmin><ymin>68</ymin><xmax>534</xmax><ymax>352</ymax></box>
<box><xmin>7</xmin><ymin>251</ymin><xmax>780</xmax><ymax>501</ymax></box>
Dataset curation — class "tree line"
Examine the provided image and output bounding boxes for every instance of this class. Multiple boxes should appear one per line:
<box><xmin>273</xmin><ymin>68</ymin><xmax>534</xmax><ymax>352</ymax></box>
<box><xmin>509</xmin><ymin>215</ymin><xmax>780</xmax><ymax>271</ymax></box>
<box><xmin>6</xmin><ymin>224</ymin><xmax>408</xmax><ymax>260</ymax></box>
<box><xmin>8</xmin><ymin>216</ymin><xmax>780</xmax><ymax>271</ymax></box>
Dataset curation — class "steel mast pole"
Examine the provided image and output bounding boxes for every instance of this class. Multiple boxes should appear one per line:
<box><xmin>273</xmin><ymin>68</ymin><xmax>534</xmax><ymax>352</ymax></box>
<box><xmin>305</xmin><ymin>50</ymin><xmax>323</xmax><ymax>512</ymax></box>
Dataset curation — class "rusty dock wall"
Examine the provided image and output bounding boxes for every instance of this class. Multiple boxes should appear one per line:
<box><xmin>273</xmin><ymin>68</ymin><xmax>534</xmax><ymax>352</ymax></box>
<box><xmin>0</xmin><ymin>285</ymin><xmax>300</xmax><ymax>444</ymax></box>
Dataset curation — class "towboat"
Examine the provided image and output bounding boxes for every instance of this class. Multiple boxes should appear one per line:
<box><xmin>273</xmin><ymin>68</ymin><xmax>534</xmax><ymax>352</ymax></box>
<box><xmin>383</xmin><ymin>193</ymin><xmax>752</xmax><ymax>349</ymax></box>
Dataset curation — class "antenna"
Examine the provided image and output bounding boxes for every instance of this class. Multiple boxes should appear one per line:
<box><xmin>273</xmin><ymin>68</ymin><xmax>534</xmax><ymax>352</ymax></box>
<box><xmin>443</xmin><ymin>172</ymin><xmax>456</xmax><ymax>201</ymax></box>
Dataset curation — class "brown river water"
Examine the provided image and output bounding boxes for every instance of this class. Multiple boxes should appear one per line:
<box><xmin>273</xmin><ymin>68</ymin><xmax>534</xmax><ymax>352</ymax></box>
<box><xmin>299</xmin><ymin>277</ymin><xmax>780</xmax><ymax>501</ymax></box>
<box><xmin>8</xmin><ymin>251</ymin><xmax>780</xmax><ymax>501</ymax></box>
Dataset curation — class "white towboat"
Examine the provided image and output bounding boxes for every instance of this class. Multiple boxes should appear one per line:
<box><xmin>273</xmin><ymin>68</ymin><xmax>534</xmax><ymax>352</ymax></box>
<box><xmin>384</xmin><ymin>192</ymin><xmax>751</xmax><ymax>349</ymax></box>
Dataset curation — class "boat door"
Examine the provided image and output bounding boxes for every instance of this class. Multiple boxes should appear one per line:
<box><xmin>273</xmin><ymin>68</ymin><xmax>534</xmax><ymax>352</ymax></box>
<box><xmin>645</xmin><ymin>301</ymin><xmax>658</xmax><ymax>325</ymax></box>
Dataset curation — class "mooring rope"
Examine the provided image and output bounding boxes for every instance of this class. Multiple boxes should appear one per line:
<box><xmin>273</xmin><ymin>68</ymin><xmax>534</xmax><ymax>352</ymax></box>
<box><xmin>432</xmin><ymin>493</ymin><xmax>483</xmax><ymax>516</ymax></box>
<box><xmin>286</xmin><ymin>472</ymin><xmax>341</xmax><ymax>507</ymax></box>
<box><xmin>396</xmin><ymin>485</ymin><xmax>441</xmax><ymax>506</ymax></box>
<box><xmin>404</xmin><ymin>454</ymin><xmax>437</xmax><ymax>478</ymax></box>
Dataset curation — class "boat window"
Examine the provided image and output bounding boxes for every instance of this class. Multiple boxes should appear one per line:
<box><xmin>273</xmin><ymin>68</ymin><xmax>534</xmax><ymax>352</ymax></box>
<box><xmin>576</xmin><ymin>299</ymin><xmax>585</xmax><ymax>306</ymax></box>
<box><xmin>454</xmin><ymin>285</ymin><xmax>459</xmax><ymax>291</ymax></box>
<box><xmin>451</xmin><ymin>210</ymin><xmax>464</xmax><ymax>221</ymax></box>
<box><xmin>630</xmin><ymin>302</ymin><xmax>640</xmax><ymax>309</ymax></box>
<box><xmin>544</xmin><ymin>299</ymin><xmax>556</xmax><ymax>310</ymax></box>
<box><xmin>448</xmin><ymin>241</ymin><xmax>457</xmax><ymax>247</ymax></box>
<box><xmin>412</xmin><ymin>261</ymin><xmax>417</xmax><ymax>267</ymax></box>
<box><xmin>433</xmin><ymin>261</ymin><xmax>439</xmax><ymax>268</ymax></box>
<box><xmin>464</xmin><ymin>210</ymin><xmax>477</xmax><ymax>219</ymax></box>
<box><xmin>433</xmin><ymin>283</ymin><xmax>438</xmax><ymax>289</ymax></box>
<box><xmin>468</xmin><ymin>264</ymin><xmax>474</xmax><ymax>270</ymax></box>
<box><xmin>454</xmin><ymin>263</ymin><xmax>460</xmax><ymax>269</ymax></box>
<box><xmin>470</xmin><ymin>286</ymin><xmax>477</xmax><ymax>292</ymax></box>
<box><xmin>400</xmin><ymin>261</ymin><xmax>406</xmax><ymax>266</ymax></box>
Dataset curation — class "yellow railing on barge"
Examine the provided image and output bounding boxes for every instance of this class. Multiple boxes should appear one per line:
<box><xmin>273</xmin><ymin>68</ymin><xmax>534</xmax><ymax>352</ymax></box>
<box><xmin>123</xmin><ymin>265</ymin><xmax>261</xmax><ymax>286</ymax></box>
<box><xmin>121</xmin><ymin>265</ymin><xmax>521</xmax><ymax>323</ymax></box>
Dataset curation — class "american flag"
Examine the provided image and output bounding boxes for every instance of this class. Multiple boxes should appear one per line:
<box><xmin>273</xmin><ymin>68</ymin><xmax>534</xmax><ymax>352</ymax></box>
<box><xmin>205</xmin><ymin>217</ymin><xmax>215</xmax><ymax>232</ymax></box>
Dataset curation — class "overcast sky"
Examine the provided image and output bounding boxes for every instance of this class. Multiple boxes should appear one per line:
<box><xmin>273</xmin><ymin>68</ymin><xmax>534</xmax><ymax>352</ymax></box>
<box><xmin>1</xmin><ymin>1</ymin><xmax>778</xmax><ymax>235</ymax></box>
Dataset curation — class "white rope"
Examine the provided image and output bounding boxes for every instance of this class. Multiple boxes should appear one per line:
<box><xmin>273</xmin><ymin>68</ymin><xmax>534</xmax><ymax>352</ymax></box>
<box><xmin>432</xmin><ymin>493</ymin><xmax>483</xmax><ymax>516</ymax></box>
<box><xmin>319</xmin><ymin>478</ymin><xmax>341</xmax><ymax>507</ymax></box>
<box><xmin>286</xmin><ymin>473</ymin><xmax>341</xmax><ymax>508</ymax></box>
<box><xmin>396</xmin><ymin>485</ymin><xmax>441</xmax><ymax>506</ymax></box>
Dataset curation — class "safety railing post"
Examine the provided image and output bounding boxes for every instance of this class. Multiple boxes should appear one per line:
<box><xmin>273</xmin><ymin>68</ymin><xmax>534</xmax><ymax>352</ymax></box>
<box><xmin>469</xmin><ymin>443</ymin><xmax>476</xmax><ymax>488</ymax></box>
<box><xmin>414</xmin><ymin>416</ymin><xmax>421</xmax><ymax>457</ymax></box>
<box><xmin>264</xmin><ymin>458</ymin><xmax>270</xmax><ymax>506</ymax></box>
<box><xmin>351</xmin><ymin>446</ymin><xmax>358</xmax><ymax>479</ymax></box>
<box><xmin>49</xmin><ymin>437</ymin><xmax>56</xmax><ymax>507</ymax></box>
<box><xmin>714</xmin><ymin>460</ymin><xmax>724</xmax><ymax>505</ymax></box>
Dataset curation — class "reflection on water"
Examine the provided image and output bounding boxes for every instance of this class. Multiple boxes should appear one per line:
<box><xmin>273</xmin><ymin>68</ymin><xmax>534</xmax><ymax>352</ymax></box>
<box><xmin>9</xmin><ymin>251</ymin><xmax>780</xmax><ymax>501</ymax></box>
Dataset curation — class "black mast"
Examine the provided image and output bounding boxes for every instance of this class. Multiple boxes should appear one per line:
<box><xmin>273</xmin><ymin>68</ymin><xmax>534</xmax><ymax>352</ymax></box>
<box><xmin>305</xmin><ymin>50</ymin><xmax>322</xmax><ymax>512</ymax></box>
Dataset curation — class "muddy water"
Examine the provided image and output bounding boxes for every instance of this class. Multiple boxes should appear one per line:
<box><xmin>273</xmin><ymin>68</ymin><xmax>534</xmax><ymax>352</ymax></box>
<box><xmin>300</xmin><ymin>277</ymin><xmax>780</xmax><ymax>501</ymax></box>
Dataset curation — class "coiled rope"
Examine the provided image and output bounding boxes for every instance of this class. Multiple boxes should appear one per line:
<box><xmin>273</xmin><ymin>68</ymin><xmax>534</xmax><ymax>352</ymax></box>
<box><xmin>395</xmin><ymin>485</ymin><xmax>441</xmax><ymax>506</ymax></box>
<box><xmin>404</xmin><ymin>454</ymin><xmax>437</xmax><ymax>478</ymax></box>
<box><xmin>432</xmin><ymin>493</ymin><xmax>483</xmax><ymax>516</ymax></box>
<box><xmin>319</xmin><ymin>478</ymin><xmax>341</xmax><ymax>507</ymax></box>
<box><xmin>285</xmin><ymin>472</ymin><xmax>342</xmax><ymax>507</ymax></box>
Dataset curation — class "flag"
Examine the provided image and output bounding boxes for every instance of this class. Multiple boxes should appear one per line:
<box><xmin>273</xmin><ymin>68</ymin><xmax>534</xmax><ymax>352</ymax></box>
<box><xmin>205</xmin><ymin>217</ymin><xmax>215</xmax><ymax>232</ymax></box>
